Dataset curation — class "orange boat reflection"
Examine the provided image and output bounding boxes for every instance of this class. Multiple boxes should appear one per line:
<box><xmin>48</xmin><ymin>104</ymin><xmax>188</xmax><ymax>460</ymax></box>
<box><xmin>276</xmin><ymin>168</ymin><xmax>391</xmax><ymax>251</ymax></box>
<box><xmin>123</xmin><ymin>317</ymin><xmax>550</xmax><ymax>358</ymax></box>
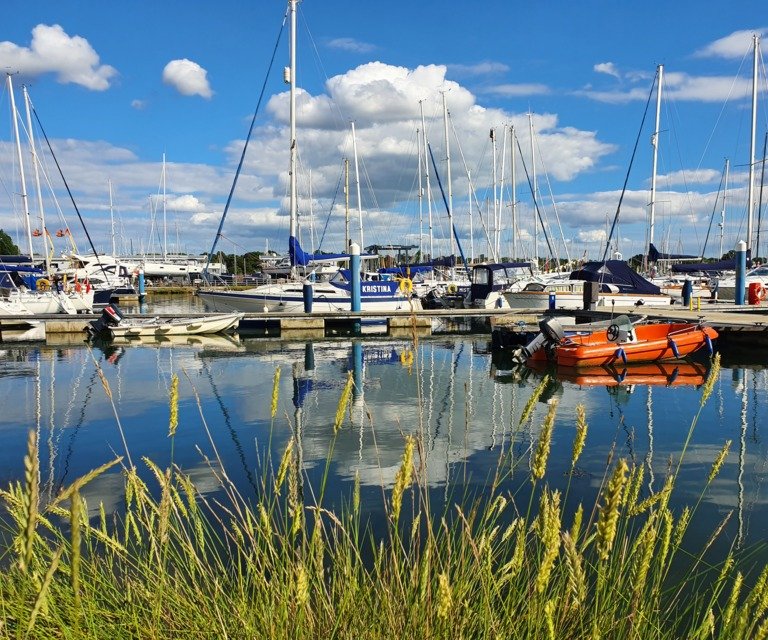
<box><xmin>531</xmin><ymin>361</ymin><xmax>708</xmax><ymax>387</ymax></box>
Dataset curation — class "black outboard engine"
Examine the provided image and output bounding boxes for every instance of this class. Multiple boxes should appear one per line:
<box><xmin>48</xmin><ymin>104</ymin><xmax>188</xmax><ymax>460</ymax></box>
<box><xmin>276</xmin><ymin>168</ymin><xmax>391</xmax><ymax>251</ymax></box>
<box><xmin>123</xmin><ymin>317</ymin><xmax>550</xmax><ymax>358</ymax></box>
<box><xmin>510</xmin><ymin>317</ymin><xmax>565</xmax><ymax>364</ymax></box>
<box><xmin>86</xmin><ymin>303</ymin><xmax>124</xmax><ymax>340</ymax></box>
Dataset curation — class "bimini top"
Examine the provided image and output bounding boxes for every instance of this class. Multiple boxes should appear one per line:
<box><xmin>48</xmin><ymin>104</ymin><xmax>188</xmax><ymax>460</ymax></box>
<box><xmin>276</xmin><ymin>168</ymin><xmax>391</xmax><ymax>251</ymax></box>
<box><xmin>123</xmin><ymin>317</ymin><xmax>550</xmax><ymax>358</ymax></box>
<box><xmin>570</xmin><ymin>260</ymin><xmax>661</xmax><ymax>295</ymax></box>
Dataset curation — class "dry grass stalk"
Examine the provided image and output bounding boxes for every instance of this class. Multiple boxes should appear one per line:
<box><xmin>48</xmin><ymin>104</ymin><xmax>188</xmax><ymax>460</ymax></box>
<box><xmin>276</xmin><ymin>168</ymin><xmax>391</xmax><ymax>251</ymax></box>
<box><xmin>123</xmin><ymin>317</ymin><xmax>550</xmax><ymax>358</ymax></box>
<box><xmin>26</xmin><ymin>544</ymin><xmax>64</xmax><ymax>634</ymax></box>
<box><xmin>333</xmin><ymin>371</ymin><xmax>355</xmax><ymax>433</ymax></box>
<box><xmin>562</xmin><ymin>531</ymin><xmax>587</xmax><ymax>609</ymax></box>
<box><xmin>70</xmin><ymin>489</ymin><xmax>83</xmax><ymax>615</ymax></box>
<box><xmin>21</xmin><ymin>429</ymin><xmax>39</xmax><ymax>573</ymax></box>
<box><xmin>535</xmin><ymin>490</ymin><xmax>561</xmax><ymax>594</ymax></box>
<box><xmin>596</xmin><ymin>458</ymin><xmax>629</xmax><ymax>561</ymax></box>
<box><xmin>519</xmin><ymin>375</ymin><xmax>550</xmax><ymax>426</ymax></box>
<box><xmin>572</xmin><ymin>404</ymin><xmax>588</xmax><ymax>467</ymax></box>
<box><xmin>391</xmin><ymin>435</ymin><xmax>415</xmax><ymax>524</ymax></box>
<box><xmin>275</xmin><ymin>438</ymin><xmax>294</xmax><ymax>491</ymax></box>
<box><xmin>168</xmin><ymin>373</ymin><xmax>179</xmax><ymax>437</ymax></box>
<box><xmin>270</xmin><ymin>366</ymin><xmax>281</xmax><ymax>418</ymax></box>
<box><xmin>700</xmin><ymin>352</ymin><xmax>720</xmax><ymax>407</ymax></box>
<box><xmin>531</xmin><ymin>400</ymin><xmax>558</xmax><ymax>482</ymax></box>
<box><xmin>707</xmin><ymin>439</ymin><xmax>731</xmax><ymax>483</ymax></box>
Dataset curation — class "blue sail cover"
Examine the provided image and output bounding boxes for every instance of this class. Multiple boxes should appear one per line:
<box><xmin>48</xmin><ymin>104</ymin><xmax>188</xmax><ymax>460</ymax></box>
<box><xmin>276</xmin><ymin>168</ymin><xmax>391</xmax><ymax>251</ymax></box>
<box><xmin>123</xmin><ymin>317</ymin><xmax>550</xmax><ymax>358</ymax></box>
<box><xmin>378</xmin><ymin>265</ymin><xmax>434</xmax><ymax>277</ymax></box>
<box><xmin>0</xmin><ymin>264</ymin><xmax>44</xmax><ymax>289</ymax></box>
<box><xmin>671</xmin><ymin>258</ymin><xmax>737</xmax><ymax>273</ymax></box>
<box><xmin>570</xmin><ymin>260</ymin><xmax>661</xmax><ymax>295</ymax></box>
<box><xmin>648</xmin><ymin>243</ymin><xmax>699</xmax><ymax>262</ymax></box>
<box><xmin>289</xmin><ymin>236</ymin><xmax>352</xmax><ymax>267</ymax></box>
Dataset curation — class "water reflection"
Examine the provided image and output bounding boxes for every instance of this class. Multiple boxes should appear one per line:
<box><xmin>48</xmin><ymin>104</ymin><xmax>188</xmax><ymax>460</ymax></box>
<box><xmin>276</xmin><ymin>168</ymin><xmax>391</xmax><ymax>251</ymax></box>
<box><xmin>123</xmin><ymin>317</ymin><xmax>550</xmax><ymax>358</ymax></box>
<box><xmin>0</xmin><ymin>337</ymin><xmax>766</xmax><ymax>556</ymax></box>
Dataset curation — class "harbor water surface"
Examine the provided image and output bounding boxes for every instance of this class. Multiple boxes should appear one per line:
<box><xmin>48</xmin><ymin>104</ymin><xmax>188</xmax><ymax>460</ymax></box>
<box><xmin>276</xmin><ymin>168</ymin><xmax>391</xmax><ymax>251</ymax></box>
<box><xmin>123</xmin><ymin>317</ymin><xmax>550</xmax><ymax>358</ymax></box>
<box><xmin>0</xmin><ymin>295</ymin><xmax>766</xmax><ymax>569</ymax></box>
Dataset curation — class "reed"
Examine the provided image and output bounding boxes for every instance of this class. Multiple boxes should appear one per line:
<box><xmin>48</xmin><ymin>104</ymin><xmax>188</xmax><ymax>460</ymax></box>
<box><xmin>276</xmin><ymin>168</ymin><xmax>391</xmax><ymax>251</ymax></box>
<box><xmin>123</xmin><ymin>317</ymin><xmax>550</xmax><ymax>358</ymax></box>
<box><xmin>1</xmin><ymin>368</ymin><xmax>764</xmax><ymax>639</ymax></box>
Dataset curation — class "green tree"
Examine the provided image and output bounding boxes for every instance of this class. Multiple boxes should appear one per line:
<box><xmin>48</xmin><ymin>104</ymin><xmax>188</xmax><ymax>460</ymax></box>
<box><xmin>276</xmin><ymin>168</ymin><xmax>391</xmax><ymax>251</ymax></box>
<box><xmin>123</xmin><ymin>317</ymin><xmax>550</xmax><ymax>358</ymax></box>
<box><xmin>0</xmin><ymin>229</ymin><xmax>20</xmax><ymax>255</ymax></box>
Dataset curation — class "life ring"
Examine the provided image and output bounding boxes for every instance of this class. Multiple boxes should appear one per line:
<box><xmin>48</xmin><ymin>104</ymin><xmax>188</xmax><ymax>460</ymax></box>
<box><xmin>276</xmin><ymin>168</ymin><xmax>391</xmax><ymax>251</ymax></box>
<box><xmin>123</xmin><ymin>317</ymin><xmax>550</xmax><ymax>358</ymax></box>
<box><xmin>36</xmin><ymin>278</ymin><xmax>50</xmax><ymax>291</ymax></box>
<box><xmin>446</xmin><ymin>283</ymin><xmax>458</xmax><ymax>295</ymax></box>
<box><xmin>399</xmin><ymin>278</ymin><xmax>413</xmax><ymax>295</ymax></box>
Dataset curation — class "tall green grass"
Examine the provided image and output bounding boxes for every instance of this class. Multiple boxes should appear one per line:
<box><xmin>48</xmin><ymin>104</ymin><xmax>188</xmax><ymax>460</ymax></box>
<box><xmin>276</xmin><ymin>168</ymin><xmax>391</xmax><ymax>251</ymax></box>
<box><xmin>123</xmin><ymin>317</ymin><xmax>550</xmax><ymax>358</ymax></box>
<box><xmin>1</xmin><ymin>352</ymin><xmax>766</xmax><ymax>639</ymax></box>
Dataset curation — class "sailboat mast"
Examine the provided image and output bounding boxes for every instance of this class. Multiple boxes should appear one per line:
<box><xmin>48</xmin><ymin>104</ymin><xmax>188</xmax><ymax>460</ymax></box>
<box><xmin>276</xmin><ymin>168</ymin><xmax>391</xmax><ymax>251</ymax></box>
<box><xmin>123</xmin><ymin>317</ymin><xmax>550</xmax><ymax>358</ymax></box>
<box><xmin>511</xmin><ymin>125</ymin><xmax>518</xmax><ymax>260</ymax></box>
<box><xmin>649</xmin><ymin>64</ymin><xmax>663</xmax><ymax>256</ymax></box>
<box><xmin>288</xmin><ymin>0</ymin><xmax>298</xmax><ymax>277</ymax></box>
<box><xmin>23</xmin><ymin>85</ymin><xmax>49</xmax><ymax>275</ymax></box>
<box><xmin>490</xmin><ymin>128</ymin><xmax>498</xmax><ymax>260</ymax></box>
<box><xmin>351</xmin><ymin>121</ymin><xmax>364</xmax><ymax>248</ymax></box>
<box><xmin>419</xmin><ymin>100</ymin><xmax>434</xmax><ymax>261</ymax></box>
<box><xmin>344</xmin><ymin>158</ymin><xmax>350</xmax><ymax>250</ymax></box>
<box><xmin>109</xmin><ymin>179</ymin><xmax>116</xmax><ymax>256</ymax></box>
<box><xmin>417</xmin><ymin>129</ymin><xmax>424</xmax><ymax>258</ymax></box>
<box><xmin>7</xmin><ymin>75</ymin><xmax>34</xmax><ymax>259</ymax></box>
<box><xmin>162</xmin><ymin>152</ymin><xmax>167</xmax><ymax>261</ymax></box>
<box><xmin>442</xmin><ymin>92</ymin><xmax>455</xmax><ymax>259</ymax></box>
<box><xmin>528</xmin><ymin>113</ymin><xmax>538</xmax><ymax>268</ymax></box>
<box><xmin>747</xmin><ymin>34</ymin><xmax>759</xmax><ymax>253</ymax></box>
<box><xmin>720</xmin><ymin>158</ymin><xmax>729</xmax><ymax>259</ymax></box>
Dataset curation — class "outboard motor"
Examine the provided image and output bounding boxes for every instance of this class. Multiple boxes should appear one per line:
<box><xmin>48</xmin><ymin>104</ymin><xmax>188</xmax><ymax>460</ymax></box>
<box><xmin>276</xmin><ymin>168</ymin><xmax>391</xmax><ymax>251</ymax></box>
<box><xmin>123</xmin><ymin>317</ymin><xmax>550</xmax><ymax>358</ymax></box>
<box><xmin>86</xmin><ymin>303</ymin><xmax>124</xmax><ymax>340</ymax></box>
<box><xmin>510</xmin><ymin>317</ymin><xmax>565</xmax><ymax>364</ymax></box>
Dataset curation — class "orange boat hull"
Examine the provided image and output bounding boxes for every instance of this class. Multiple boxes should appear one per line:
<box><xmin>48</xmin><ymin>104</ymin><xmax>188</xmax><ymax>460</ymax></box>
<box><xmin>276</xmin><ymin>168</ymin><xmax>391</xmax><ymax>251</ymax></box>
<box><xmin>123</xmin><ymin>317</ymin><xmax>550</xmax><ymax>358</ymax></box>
<box><xmin>530</xmin><ymin>323</ymin><xmax>718</xmax><ymax>368</ymax></box>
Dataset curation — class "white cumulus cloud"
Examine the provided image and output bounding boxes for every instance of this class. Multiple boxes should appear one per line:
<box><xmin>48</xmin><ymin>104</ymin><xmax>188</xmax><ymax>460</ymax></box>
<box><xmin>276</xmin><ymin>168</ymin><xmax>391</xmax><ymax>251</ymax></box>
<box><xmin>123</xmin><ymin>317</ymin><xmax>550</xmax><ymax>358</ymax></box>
<box><xmin>162</xmin><ymin>59</ymin><xmax>213</xmax><ymax>98</ymax></box>
<box><xmin>0</xmin><ymin>24</ymin><xmax>116</xmax><ymax>90</ymax></box>
<box><xmin>594</xmin><ymin>62</ymin><xmax>620</xmax><ymax>79</ymax></box>
<box><xmin>694</xmin><ymin>28</ymin><xmax>768</xmax><ymax>59</ymax></box>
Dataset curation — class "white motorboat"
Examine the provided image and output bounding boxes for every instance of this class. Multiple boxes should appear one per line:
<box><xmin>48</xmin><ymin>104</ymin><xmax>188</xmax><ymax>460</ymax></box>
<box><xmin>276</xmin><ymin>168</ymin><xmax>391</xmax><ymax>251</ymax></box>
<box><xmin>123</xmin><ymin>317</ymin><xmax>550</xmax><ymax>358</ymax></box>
<box><xmin>107</xmin><ymin>312</ymin><xmax>245</xmax><ymax>338</ymax></box>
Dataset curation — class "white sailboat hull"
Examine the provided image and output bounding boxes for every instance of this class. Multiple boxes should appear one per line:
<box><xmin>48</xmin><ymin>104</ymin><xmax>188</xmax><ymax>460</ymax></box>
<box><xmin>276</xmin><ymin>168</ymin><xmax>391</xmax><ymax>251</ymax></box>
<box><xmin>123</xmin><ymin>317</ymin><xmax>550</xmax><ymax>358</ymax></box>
<box><xmin>503</xmin><ymin>290</ymin><xmax>672</xmax><ymax>309</ymax></box>
<box><xmin>198</xmin><ymin>282</ymin><xmax>421</xmax><ymax>314</ymax></box>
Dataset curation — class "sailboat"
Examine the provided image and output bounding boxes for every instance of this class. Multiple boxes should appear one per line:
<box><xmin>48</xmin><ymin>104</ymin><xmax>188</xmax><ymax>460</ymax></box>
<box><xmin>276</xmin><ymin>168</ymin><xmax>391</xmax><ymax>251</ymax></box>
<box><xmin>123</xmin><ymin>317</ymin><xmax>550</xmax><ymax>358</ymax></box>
<box><xmin>1</xmin><ymin>76</ymin><xmax>93</xmax><ymax>315</ymax></box>
<box><xmin>198</xmin><ymin>0</ymin><xmax>419</xmax><ymax>315</ymax></box>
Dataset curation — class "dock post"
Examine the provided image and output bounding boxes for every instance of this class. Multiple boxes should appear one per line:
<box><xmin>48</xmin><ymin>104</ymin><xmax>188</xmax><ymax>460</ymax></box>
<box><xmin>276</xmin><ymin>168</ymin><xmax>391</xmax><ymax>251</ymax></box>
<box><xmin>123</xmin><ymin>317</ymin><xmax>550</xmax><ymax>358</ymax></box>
<box><xmin>735</xmin><ymin>240</ymin><xmax>746</xmax><ymax>305</ymax></box>
<box><xmin>138</xmin><ymin>268</ymin><xmax>147</xmax><ymax>313</ymax></box>
<box><xmin>350</xmin><ymin>243</ymin><xmax>361</xmax><ymax>334</ymax></box>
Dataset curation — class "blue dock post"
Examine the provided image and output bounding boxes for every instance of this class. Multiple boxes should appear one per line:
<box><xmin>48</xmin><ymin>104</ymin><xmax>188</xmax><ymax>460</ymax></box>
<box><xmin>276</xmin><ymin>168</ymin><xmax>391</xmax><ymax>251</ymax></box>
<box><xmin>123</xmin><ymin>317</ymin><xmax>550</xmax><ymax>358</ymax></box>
<box><xmin>681</xmin><ymin>279</ymin><xmax>693</xmax><ymax>308</ymax></box>
<box><xmin>735</xmin><ymin>240</ymin><xmax>746</xmax><ymax>305</ymax></box>
<box><xmin>138</xmin><ymin>267</ymin><xmax>147</xmax><ymax>313</ymax></box>
<box><xmin>302</xmin><ymin>283</ymin><xmax>313</xmax><ymax>313</ymax></box>
<box><xmin>350</xmin><ymin>243</ymin><xmax>361</xmax><ymax>334</ymax></box>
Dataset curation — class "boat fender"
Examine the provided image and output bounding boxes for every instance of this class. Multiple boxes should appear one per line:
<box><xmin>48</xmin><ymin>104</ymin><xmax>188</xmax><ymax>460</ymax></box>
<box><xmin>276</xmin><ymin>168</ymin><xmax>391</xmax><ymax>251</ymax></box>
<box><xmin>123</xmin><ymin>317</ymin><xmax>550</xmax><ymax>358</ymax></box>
<box><xmin>704</xmin><ymin>333</ymin><xmax>714</xmax><ymax>356</ymax></box>
<box><xmin>668</xmin><ymin>337</ymin><xmax>680</xmax><ymax>358</ymax></box>
<box><xmin>614</xmin><ymin>347</ymin><xmax>627</xmax><ymax>365</ymax></box>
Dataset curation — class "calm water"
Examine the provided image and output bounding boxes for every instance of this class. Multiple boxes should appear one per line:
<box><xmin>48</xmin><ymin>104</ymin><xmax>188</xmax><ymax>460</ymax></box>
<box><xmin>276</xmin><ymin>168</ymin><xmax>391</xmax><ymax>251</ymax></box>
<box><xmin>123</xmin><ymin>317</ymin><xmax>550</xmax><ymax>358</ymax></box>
<box><xmin>1</xmin><ymin>327</ymin><xmax>766</xmax><ymax>563</ymax></box>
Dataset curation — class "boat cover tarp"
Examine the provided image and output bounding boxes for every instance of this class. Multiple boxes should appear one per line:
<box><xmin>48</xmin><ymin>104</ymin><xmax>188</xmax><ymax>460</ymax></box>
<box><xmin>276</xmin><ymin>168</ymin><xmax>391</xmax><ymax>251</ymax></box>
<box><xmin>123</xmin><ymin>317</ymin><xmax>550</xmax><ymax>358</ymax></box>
<box><xmin>648</xmin><ymin>243</ymin><xmax>699</xmax><ymax>262</ymax></box>
<box><xmin>0</xmin><ymin>255</ymin><xmax>34</xmax><ymax>264</ymax></box>
<box><xmin>570</xmin><ymin>260</ymin><xmax>661</xmax><ymax>295</ymax></box>
<box><xmin>672</xmin><ymin>250</ymin><xmax>752</xmax><ymax>273</ymax></box>
<box><xmin>671</xmin><ymin>258</ymin><xmax>738</xmax><ymax>273</ymax></box>
<box><xmin>289</xmin><ymin>236</ymin><xmax>374</xmax><ymax>267</ymax></box>
<box><xmin>379</xmin><ymin>265</ymin><xmax>434</xmax><ymax>277</ymax></box>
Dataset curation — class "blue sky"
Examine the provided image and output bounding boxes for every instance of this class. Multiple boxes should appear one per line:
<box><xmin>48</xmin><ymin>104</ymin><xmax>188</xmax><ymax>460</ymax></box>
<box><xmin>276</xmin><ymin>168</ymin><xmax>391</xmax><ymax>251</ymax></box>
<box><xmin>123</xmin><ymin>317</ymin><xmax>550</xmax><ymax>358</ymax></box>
<box><xmin>0</xmin><ymin>0</ymin><xmax>766</xmax><ymax>263</ymax></box>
